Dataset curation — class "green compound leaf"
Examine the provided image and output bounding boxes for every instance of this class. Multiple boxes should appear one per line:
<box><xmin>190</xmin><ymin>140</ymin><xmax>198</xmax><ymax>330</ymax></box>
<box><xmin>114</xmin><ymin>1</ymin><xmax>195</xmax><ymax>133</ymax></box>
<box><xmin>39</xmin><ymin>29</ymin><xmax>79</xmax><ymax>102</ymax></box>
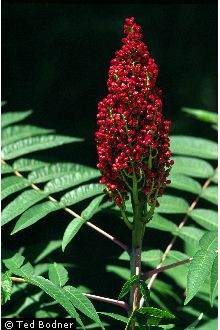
<box><xmin>29</xmin><ymin>276</ymin><xmax>85</xmax><ymax>329</ymax></box>
<box><xmin>210</xmin><ymin>255</ymin><xmax>218</xmax><ymax>307</ymax></box>
<box><xmin>2</xmin><ymin>135</ymin><xmax>83</xmax><ymax>160</ymax></box>
<box><xmin>156</xmin><ymin>195</ymin><xmax>189</xmax><ymax>214</ymax></box>
<box><xmin>141</xmin><ymin>250</ymin><xmax>163</xmax><ymax>265</ymax></box>
<box><xmin>176</xmin><ymin>227</ymin><xmax>205</xmax><ymax>247</ymax></box>
<box><xmin>139</xmin><ymin>280</ymin><xmax>150</xmax><ymax>306</ymax></box>
<box><xmin>12</xmin><ymin>158</ymin><xmax>49</xmax><ymax>172</ymax></box>
<box><xmin>2</xmin><ymin>125</ymin><xmax>54</xmax><ymax>146</ymax></box>
<box><xmin>167</xmin><ymin>250</ymin><xmax>190</xmax><ymax>262</ymax></box>
<box><xmin>182</xmin><ymin>107</ymin><xmax>218</xmax><ymax>124</ymax></box>
<box><xmin>170</xmin><ymin>135</ymin><xmax>218</xmax><ymax>160</ymax></box>
<box><xmin>1</xmin><ymin>163</ymin><xmax>13</xmax><ymax>174</ymax></box>
<box><xmin>1</xmin><ymin>272</ymin><xmax>13</xmax><ymax>305</ymax></box>
<box><xmin>135</xmin><ymin>307</ymin><xmax>176</xmax><ymax>327</ymax></box>
<box><xmin>211</xmin><ymin>170</ymin><xmax>218</xmax><ymax>184</ymax></box>
<box><xmin>3</xmin><ymin>253</ymin><xmax>25</xmax><ymax>277</ymax></box>
<box><xmin>190</xmin><ymin>209</ymin><xmax>218</xmax><ymax>231</ymax></box>
<box><xmin>28</xmin><ymin>163</ymin><xmax>99</xmax><ymax>184</ymax></box>
<box><xmin>118</xmin><ymin>275</ymin><xmax>139</xmax><ymax>300</ymax></box>
<box><xmin>1</xmin><ymin>189</ymin><xmax>48</xmax><ymax>226</ymax></box>
<box><xmin>48</xmin><ymin>263</ymin><xmax>69</xmax><ymax>287</ymax></box>
<box><xmin>44</xmin><ymin>171</ymin><xmax>100</xmax><ymax>194</ymax></box>
<box><xmin>168</xmin><ymin>173</ymin><xmax>201</xmax><ymax>194</ymax></box>
<box><xmin>171</xmin><ymin>156</ymin><xmax>214</xmax><ymax>178</ymax></box>
<box><xmin>60</xmin><ymin>183</ymin><xmax>104</xmax><ymax>207</ymax></box>
<box><xmin>3</xmin><ymin>253</ymin><xmax>85</xmax><ymax>328</ymax></box>
<box><xmin>200</xmin><ymin>186</ymin><xmax>218</xmax><ymax>205</ymax></box>
<box><xmin>184</xmin><ymin>249</ymin><xmax>216</xmax><ymax>305</ymax></box>
<box><xmin>11</xmin><ymin>201</ymin><xmax>62</xmax><ymax>235</ymax></box>
<box><xmin>81</xmin><ymin>195</ymin><xmax>105</xmax><ymax>220</ymax></box>
<box><xmin>62</xmin><ymin>218</ymin><xmax>85</xmax><ymax>252</ymax></box>
<box><xmin>147</xmin><ymin>214</ymin><xmax>178</xmax><ymax>233</ymax></box>
<box><xmin>199</xmin><ymin>231</ymin><xmax>218</xmax><ymax>251</ymax></box>
<box><xmin>1</xmin><ymin>176</ymin><xmax>30</xmax><ymax>200</ymax></box>
<box><xmin>1</xmin><ymin>110</ymin><xmax>33</xmax><ymax>128</ymax></box>
<box><xmin>63</xmin><ymin>286</ymin><xmax>104</xmax><ymax>329</ymax></box>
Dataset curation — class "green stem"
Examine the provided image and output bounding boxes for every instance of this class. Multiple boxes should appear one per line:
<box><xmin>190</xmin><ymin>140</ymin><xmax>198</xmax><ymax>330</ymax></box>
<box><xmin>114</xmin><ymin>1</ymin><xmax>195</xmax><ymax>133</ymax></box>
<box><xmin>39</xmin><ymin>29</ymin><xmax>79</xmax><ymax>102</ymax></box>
<box><xmin>129</xmin><ymin>169</ymin><xmax>145</xmax><ymax>329</ymax></box>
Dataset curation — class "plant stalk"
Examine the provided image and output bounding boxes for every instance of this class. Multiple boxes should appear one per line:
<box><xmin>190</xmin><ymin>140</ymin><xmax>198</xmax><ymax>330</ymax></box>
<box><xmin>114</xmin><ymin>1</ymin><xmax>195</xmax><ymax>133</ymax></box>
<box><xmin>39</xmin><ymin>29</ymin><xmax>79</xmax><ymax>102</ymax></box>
<box><xmin>129</xmin><ymin>171</ymin><xmax>145</xmax><ymax>329</ymax></box>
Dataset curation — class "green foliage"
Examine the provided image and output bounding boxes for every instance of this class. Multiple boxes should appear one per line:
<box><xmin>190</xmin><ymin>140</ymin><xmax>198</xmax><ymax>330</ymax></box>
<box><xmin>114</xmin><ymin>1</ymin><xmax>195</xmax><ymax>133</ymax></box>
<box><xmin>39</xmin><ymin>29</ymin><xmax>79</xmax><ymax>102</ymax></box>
<box><xmin>170</xmin><ymin>136</ymin><xmax>218</xmax><ymax>159</ymax></box>
<box><xmin>1</xmin><ymin>106</ymin><xmax>217</xmax><ymax>329</ymax></box>
<box><xmin>1</xmin><ymin>272</ymin><xmax>13</xmax><ymax>304</ymax></box>
<box><xmin>3</xmin><ymin>253</ymin><xmax>104</xmax><ymax>329</ymax></box>
<box><xmin>185</xmin><ymin>232</ymin><xmax>218</xmax><ymax>305</ymax></box>
<box><xmin>181</xmin><ymin>107</ymin><xmax>218</xmax><ymax>124</ymax></box>
<box><xmin>118</xmin><ymin>275</ymin><xmax>139</xmax><ymax>300</ymax></box>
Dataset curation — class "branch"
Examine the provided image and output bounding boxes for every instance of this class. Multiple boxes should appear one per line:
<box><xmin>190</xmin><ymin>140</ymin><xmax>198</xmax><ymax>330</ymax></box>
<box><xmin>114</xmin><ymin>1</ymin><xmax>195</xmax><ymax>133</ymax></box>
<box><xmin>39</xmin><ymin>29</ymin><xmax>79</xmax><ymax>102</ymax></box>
<box><xmin>10</xmin><ymin>276</ymin><xmax>26</xmax><ymax>283</ymax></box>
<box><xmin>143</xmin><ymin>257</ymin><xmax>192</xmax><ymax>280</ymax></box>
<box><xmin>1</xmin><ymin>159</ymin><xmax>129</xmax><ymax>254</ymax></box>
<box><xmin>9</xmin><ymin>276</ymin><xmax>131</xmax><ymax>311</ymax></box>
<box><xmin>140</xmin><ymin>168</ymin><xmax>217</xmax><ymax>307</ymax></box>
<box><xmin>84</xmin><ymin>293</ymin><xmax>131</xmax><ymax>312</ymax></box>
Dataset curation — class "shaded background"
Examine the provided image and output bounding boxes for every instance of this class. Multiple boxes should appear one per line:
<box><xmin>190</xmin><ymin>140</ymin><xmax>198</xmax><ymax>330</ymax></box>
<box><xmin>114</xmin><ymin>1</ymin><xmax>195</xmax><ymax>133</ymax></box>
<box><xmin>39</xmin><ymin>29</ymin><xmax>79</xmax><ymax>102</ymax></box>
<box><xmin>2</xmin><ymin>3</ymin><xmax>217</xmax><ymax>167</ymax></box>
<box><xmin>2</xmin><ymin>3</ymin><xmax>218</xmax><ymax>327</ymax></box>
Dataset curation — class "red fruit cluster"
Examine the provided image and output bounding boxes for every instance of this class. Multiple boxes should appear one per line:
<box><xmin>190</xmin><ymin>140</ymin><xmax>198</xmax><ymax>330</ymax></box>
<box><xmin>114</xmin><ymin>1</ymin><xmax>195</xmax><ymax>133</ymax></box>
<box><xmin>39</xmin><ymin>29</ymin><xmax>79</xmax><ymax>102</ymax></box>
<box><xmin>95</xmin><ymin>17</ymin><xmax>174</xmax><ymax>208</ymax></box>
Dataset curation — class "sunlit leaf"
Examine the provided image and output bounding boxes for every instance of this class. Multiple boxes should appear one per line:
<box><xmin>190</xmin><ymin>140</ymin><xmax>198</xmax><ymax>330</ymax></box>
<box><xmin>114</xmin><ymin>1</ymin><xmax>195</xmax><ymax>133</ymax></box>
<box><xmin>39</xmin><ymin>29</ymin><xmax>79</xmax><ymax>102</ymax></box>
<box><xmin>13</xmin><ymin>158</ymin><xmax>49</xmax><ymax>172</ymax></box>
<box><xmin>170</xmin><ymin>136</ymin><xmax>218</xmax><ymax>159</ymax></box>
<box><xmin>184</xmin><ymin>249</ymin><xmax>216</xmax><ymax>305</ymax></box>
<box><xmin>2</xmin><ymin>135</ymin><xmax>83</xmax><ymax>160</ymax></box>
<box><xmin>200</xmin><ymin>186</ymin><xmax>218</xmax><ymax>205</ymax></box>
<box><xmin>190</xmin><ymin>209</ymin><xmax>218</xmax><ymax>231</ymax></box>
<box><xmin>11</xmin><ymin>201</ymin><xmax>62</xmax><ymax>234</ymax></box>
<box><xmin>60</xmin><ymin>184</ymin><xmax>104</xmax><ymax>207</ymax></box>
<box><xmin>48</xmin><ymin>263</ymin><xmax>69</xmax><ymax>287</ymax></box>
<box><xmin>29</xmin><ymin>276</ymin><xmax>85</xmax><ymax>328</ymax></box>
<box><xmin>1</xmin><ymin>176</ymin><xmax>30</xmax><ymax>200</ymax></box>
<box><xmin>176</xmin><ymin>227</ymin><xmax>205</xmax><ymax>247</ymax></box>
<box><xmin>63</xmin><ymin>286</ymin><xmax>104</xmax><ymax>329</ymax></box>
<box><xmin>28</xmin><ymin>163</ymin><xmax>99</xmax><ymax>184</ymax></box>
<box><xmin>171</xmin><ymin>156</ymin><xmax>214</xmax><ymax>178</ymax></box>
<box><xmin>62</xmin><ymin>217</ymin><xmax>85</xmax><ymax>252</ymax></box>
<box><xmin>199</xmin><ymin>231</ymin><xmax>218</xmax><ymax>251</ymax></box>
<box><xmin>2</xmin><ymin>125</ymin><xmax>54</xmax><ymax>146</ymax></box>
<box><xmin>1</xmin><ymin>110</ymin><xmax>32</xmax><ymax>128</ymax></box>
<box><xmin>118</xmin><ymin>275</ymin><xmax>139</xmax><ymax>300</ymax></box>
<box><xmin>1</xmin><ymin>272</ymin><xmax>13</xmax><ymax>304</ymax></box>
<box><xmin>210</xmin><ymin>256</ymin><xmax>218</xmax><ymax>307</ymax></box>
<box><xmin>81</xmin><ymin>195</ymin><xmax>105</xmax><ymax>220</ymax></box>
<box><xmin>3</xmin><ymin>253</ymin><xmax>25</xmax><ymax>277</ymax></box>
<box><xmin>1</xmin><ymin>163</ymin><xmax>13</xmax><ymax>174</ymax></box>
<box><xmin>148</xmin><ymin>214</ymin><xmax>178</xmax><ymax>232</ymax></box>
<box><xmin>156</xmin><ymin>195</ymin><xmax>189</xmax><ymax>214</ymax></box>
<box><xmin>168</xmin><ymin>173</ymin><xmax>201</xmax><ymax>194</ymax></box>
<box><xmin>44</xmin><ymin>171</ymin><xmax>100</xmax><ymax>194</ymax></box>
<box><xmin>182</xmin><ymin>107</ymin><xmax>218</xmax><ymax>124</ymax></box>
<box><xmin>2</xmin><ymin>190</ymin><xmax>48</xmax><ymax>226</ymax></box>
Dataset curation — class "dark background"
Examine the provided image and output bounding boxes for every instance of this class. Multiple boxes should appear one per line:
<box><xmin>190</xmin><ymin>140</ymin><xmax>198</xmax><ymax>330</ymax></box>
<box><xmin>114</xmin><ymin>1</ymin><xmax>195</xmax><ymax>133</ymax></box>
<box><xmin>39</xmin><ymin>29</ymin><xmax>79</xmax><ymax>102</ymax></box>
<box><xmin>2</xmin><ymin>3</ymin><xmax>217</xmax><ymax>166</ymax></box>
<box><xmin>2</xmin><ymin>3</ymin><xmax>218</xmax><ymax>327</ymax></box>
